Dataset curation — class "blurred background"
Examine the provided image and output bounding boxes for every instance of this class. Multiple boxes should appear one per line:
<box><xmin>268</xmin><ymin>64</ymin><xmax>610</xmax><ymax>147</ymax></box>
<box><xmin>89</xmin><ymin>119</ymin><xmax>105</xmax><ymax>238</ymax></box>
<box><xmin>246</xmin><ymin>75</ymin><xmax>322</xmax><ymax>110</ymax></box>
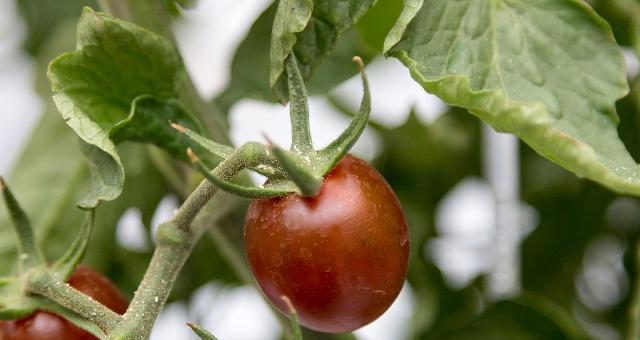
<box><xmin>2</xmin><ymin>0</ymin><xmax>640</xmax><ymax>339</ymax></box>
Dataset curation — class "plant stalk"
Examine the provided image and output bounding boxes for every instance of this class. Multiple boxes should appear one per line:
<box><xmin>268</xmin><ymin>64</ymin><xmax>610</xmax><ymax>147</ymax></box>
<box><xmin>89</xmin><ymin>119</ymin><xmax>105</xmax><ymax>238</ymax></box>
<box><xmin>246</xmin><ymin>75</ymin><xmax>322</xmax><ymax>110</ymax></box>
<box><xmin>26</xmin><ymin>267</ymin><xmax>122</xmax><ymax>333</ymax></box>
<box><xmin>108</xmin><ymin>153</ymin><xmax>244</xmax><ymax>339</ymax></box>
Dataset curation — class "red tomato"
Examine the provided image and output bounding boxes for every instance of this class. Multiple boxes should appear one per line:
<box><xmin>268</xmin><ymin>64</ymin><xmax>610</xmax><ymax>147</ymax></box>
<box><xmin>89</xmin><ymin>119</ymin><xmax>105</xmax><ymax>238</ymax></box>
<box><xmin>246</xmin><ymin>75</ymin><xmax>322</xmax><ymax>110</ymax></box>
<box><xmin>245</xmin><ymin>154</ymin><xmax>409</xmax><ymax>333</ymax></box>
<box><xmin>0</xmin><ymin>266</ymin><xmax>128</xmax><ymax>340</ymax></box>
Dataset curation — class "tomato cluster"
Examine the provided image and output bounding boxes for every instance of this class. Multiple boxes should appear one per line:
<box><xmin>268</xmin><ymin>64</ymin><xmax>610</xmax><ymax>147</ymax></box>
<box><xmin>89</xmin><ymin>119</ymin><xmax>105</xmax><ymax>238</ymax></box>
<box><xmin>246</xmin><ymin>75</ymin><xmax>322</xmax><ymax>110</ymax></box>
<box><xmin>245</xmin><ymin>155</ymin><xmax>409</xmax><ymax>333</ymax></box>
<box><xmin>0</xmin><ymin>266</ymin><xmax>127</xmax><ymax>340</ymax></box>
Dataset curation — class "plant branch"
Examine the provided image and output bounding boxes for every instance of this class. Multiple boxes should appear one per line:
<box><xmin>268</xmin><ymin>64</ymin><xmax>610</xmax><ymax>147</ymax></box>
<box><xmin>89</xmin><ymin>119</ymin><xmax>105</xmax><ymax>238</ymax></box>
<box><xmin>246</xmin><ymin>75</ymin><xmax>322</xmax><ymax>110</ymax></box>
<box><xmin>285</xmin><ymin>55</ymin><xmax>313</xmax><ymax>152</ymax></box>
<box><xmin>107</xmin><ymin>152</ymin><xmax>246</xmax><ymax>340</ymax></box>
<box><xmin>26</xmin><ymin>267</ymin><xmax>122</xmax><ymax>333</ymax></box>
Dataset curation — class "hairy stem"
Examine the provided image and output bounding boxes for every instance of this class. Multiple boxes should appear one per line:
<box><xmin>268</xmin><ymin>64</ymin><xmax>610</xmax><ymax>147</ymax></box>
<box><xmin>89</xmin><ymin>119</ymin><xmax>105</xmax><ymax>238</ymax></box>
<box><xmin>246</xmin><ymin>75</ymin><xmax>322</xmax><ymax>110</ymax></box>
<box><xmin>108</xmin><ymin>154</ymin><xmax>243</xmax><ymax>340</ymax></box>
<box><xmin>26</xmin><ymin>267</ymin><xmax>122</xmax><ymax>333</ymax></box>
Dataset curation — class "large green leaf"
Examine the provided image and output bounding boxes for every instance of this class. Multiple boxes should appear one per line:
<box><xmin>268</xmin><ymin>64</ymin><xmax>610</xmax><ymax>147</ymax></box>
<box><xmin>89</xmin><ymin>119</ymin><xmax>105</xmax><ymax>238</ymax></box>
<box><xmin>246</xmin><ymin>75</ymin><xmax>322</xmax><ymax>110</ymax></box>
<box><xmin>270</xmin><ymin>0</ymin><xmax>376</xmax><ymax>101</ymax></box>
<box><xmin>48</xmin><ymin>7</ymin><xmax>197</xmax><ymax>208</ymax></box>
<box><xmin>385</xmin><ymin>0</ymin><xmax>640</xmax><ymax>196</ymax></box>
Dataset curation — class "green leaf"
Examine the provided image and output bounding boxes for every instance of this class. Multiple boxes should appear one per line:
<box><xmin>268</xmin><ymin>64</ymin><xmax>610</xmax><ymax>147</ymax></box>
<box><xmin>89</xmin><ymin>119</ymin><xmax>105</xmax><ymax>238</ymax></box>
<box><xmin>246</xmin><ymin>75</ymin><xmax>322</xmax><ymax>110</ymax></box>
<box><xmin>48</xmin><ymin>7</ymin><xmax>189</xmax><ymax>207</ymax></box>
<box><xmin>385</xmin><ymin>0</ymin><xmax>640</xmax><ymax>197</ymax></box>
<box><xmin>76</xmin><ymin>140</ymin><xmax>122</xmax><ymax>208</ymax></box>
<box><xmin>270</xmin><ymin>0</ymin><xmax>313</xmax><ymax>89</ymax></box>
<box><xmin>270</xmin><ymin>0</ymin><xmax>377</xmax><ymax>101</ymax></box>
<box><xmin>383</xmin><ymin>0</ymin><xmax>422</xmax><ymax>53</ymax></box>
<box><xmin>110</xmin><ymin>96</ymin><xmax>203</xmax><ymax>164</ymax></box>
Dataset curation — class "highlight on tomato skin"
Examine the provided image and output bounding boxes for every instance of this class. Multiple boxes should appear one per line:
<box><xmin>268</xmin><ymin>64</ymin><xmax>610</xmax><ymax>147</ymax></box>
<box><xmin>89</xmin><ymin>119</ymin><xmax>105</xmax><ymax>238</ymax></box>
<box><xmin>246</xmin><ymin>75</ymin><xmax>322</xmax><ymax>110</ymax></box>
<box><xmin>0</xmin><ymin>266</ymin><xmax>128</xmax><ymax>340</ymax></box>
<box><xmin>244</xmin><ymin>154</ymin><xmax>410</xmax><ymax>333</ymax></box>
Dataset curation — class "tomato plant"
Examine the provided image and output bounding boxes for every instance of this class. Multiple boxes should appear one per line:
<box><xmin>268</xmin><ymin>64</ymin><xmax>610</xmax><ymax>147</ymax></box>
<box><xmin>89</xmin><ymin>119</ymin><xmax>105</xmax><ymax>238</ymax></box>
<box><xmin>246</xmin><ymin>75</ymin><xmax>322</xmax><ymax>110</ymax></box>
<box><xmin>0</xmin><ymin>266</ymin><xmax>127</xmax><ymax>340</ymax></box>
<box><xmin>3</xmin><ymin>0</ymin><xmax>640</xmax><ymax>339</ymax></box>
<box><xmin>245</xmin><ymin>155</ymin><xmax>409</xmax><ymax>333</ymax></box>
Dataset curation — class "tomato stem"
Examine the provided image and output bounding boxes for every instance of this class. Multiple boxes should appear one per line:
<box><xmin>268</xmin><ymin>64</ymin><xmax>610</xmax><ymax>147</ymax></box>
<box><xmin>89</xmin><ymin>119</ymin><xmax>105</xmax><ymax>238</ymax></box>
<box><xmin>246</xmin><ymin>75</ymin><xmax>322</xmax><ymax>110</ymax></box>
<box><xmin>317</xmin><ymin>56</ymin><xmax>371</xmax><ymax>175</ymax></box>
<box><xmin>25</xmin><ymin>267</ymin><xmax>122</xmax><ymax>334</ymax></box>
<box><xmin>271</xmin><ymin>146</ymin><xmax>322</xmax><ymax>197</ymax></box>
<box><xmin>109</xmin><ymin>147</ymin><xmax>250</xmax><ymax>339</ymax></box>
<box><xmin>190</xmin><ymin>148</ymin><xmax>293</xmax><ymax>198</ymax></box>
<box><xmin>286</xmin><ymin>55</ymin><xmax>314</xmax><ymax>153</ymax></box>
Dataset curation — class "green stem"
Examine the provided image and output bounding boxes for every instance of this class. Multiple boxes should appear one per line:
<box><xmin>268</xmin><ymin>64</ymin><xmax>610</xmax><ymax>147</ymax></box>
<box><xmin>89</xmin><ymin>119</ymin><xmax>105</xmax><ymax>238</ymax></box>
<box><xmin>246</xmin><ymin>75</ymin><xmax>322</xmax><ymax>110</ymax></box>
<box><xmin>285</xmin><ymin>55</ymin><xmax>313</xmax><ymax>152</ymax></box>
<box><xmin>0</xmin><ymin>177</ymin><xmax>43</xmax><ymax>271</ymax></box>
<box><xmin>26</xmin><ymin>267</ymin><xmax>122</xmax><ymax>333</ymax></box>
<box><xmin>108</xmin><ymin>154</ymin><xmax>244</xmax><ymax>340</ymax></box>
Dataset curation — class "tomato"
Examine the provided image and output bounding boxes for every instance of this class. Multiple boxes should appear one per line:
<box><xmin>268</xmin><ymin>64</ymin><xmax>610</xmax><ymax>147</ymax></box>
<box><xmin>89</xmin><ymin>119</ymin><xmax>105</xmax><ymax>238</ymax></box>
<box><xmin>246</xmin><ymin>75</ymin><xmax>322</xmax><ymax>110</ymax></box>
<box><xmin>245</xmin><ymin>154</ymin><xmax>409</xmax><ymax>333</ymax></box>
<box><xmin>0</xmin><ymin>266</ymin><xmax>128</xmax><ymax>340</ymax></box>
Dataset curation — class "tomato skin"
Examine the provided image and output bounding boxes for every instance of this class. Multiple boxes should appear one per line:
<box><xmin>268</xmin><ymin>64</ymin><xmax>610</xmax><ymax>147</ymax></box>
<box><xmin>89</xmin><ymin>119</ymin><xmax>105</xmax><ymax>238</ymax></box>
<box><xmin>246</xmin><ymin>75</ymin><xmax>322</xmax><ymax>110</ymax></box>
<box><xmin>0</xmin><ymin>266</ymin><xmax>127</xmax><ymax>340</ymax></box>
<box><xmin>245</xmin><ymin>155</ymin><xmax>409</xmax><ymax>333</ymax></box>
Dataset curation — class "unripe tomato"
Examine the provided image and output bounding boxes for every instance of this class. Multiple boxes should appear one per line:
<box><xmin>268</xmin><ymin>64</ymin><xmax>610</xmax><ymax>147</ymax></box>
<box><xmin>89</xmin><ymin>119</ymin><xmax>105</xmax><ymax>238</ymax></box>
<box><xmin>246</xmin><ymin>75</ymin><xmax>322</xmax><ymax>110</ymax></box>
<box><xmin>245</xmin><ymin>155</ymin><xmax>409</xmax><ymax>333</ymax></box>
<box><xmin>0</xmin><ymin>266</ymin><xmax>127</xmax><ymax>340</ymax></box>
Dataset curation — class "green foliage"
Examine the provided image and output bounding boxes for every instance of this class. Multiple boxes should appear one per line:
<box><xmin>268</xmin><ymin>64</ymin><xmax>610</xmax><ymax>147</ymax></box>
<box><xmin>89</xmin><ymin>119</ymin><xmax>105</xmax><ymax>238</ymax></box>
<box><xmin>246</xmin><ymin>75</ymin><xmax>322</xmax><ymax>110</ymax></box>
<box><xmin>270</xmin><ymin>0</ymin><xmax>376</xmax><ymax>102</ymax></box>
<box><xmin>386</xmin><ymin>0</ymin><xmax>640</xmax><ymax>198</ymax></box>
<box><xmin>270</xmin><ymin>0</ymin><xmax>313</xmax><ymax>93</ymax></box>
<box><xmin>9</xmin><ymin>0</ymin><xmax>640</xmax><ymax>338</ymax></box>
<box><xmin>110</xmin><ymin>96</ymin><xmax>203</xmax><ymax>164</ymax></box>
<box><xmin>48</xmin><ymin>7</ymin><xmax>198</xmax><ymax>208</ymax></box>
<box><xmin>216</xmin><ymin>3</ymin><xmax>374</xmax><ymax>110</ymax></box>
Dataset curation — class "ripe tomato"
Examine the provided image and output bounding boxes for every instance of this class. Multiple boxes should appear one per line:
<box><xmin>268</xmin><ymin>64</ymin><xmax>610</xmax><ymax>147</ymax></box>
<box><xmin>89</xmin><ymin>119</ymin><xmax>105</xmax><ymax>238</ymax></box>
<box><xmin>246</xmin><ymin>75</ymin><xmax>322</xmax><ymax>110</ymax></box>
<box><xmin>245</xmin><ymin>154</ymin><xmax>409</xmax><ymax>333</ymax></box>
<box><xmin>0</xmin><ymin>266</ymin><xmax>127</xmax><ymax>340</ymax></box>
